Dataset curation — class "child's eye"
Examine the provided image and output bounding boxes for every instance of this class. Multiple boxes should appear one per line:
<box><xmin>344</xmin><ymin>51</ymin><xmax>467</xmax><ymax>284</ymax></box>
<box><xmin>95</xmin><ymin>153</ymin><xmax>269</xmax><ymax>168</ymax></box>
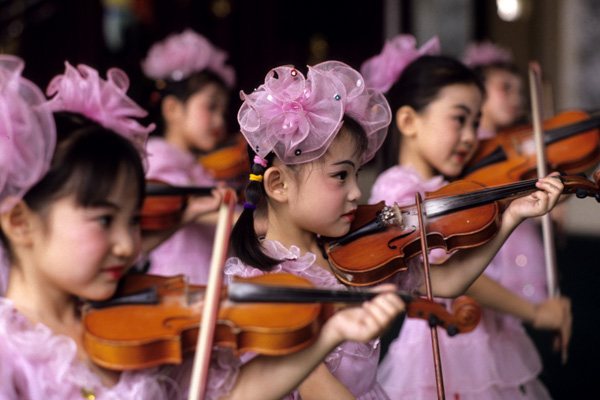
<box><xmin>333</xmin><ymin>171</ymin><xmax>348</xmax><ymax>180</ymax></box>
<box><xmin>97</xmin><ymin>215</ymin><xmax>113</xmax><ymax>227</ymax></box>
<box><xmin>130</xmin><ymin>215</ymin><xmax>141</xmax><ymax>227</ymax></box>
<box><xmin>454</xmin><ymin>115</ymin><xmax>466</xmax><ymax>125</ymax></box>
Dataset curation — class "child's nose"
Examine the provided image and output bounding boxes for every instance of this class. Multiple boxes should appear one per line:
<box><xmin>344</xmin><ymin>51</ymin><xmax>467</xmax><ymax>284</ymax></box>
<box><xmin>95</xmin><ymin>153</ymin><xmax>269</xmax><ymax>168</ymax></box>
<box><xmin>349</xmin><ymin>179</ymin><xmax>362</xmax><ymax>202</ymax></box>
<box><xmin>112</xmin><ymin>228</ymin><xmax>136</xmax><ymax>259</ymax></box>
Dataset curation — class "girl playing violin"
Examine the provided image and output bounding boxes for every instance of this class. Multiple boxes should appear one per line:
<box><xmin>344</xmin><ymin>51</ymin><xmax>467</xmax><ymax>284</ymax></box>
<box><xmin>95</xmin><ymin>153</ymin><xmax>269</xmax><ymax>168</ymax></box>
<box><xmin>0</xmin><ymin>57</ymin><xmax>405</xmax><ymax>400</ymax></box>
<box><xmin>362</xmin><ymin>36</ymin><xmax>571</xmax><ymax>399</ymax></box>
<box><xmin>226</xmin><ymin>58</ymin><xmax>563</xmax><ymax>399</ymax></box>
<box><xmin>140</xmin><ymin>29</ymin><xmax>240</xmax><ymax>284</ymax></box>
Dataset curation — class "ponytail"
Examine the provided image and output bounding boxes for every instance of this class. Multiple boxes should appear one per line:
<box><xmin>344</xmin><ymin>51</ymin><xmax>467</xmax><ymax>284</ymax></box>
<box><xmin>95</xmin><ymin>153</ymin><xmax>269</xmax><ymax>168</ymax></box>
<box><xmin>230</xmin><ymin>148</ymin><xmax>280</xmax><ymax>270</ymax></box>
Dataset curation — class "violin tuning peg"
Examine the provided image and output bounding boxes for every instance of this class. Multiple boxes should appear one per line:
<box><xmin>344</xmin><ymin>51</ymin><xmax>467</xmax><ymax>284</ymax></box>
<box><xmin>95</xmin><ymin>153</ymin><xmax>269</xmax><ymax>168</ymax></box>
<box><xmin>427</xmin><ymin>314</ymin><xmax>439</xmax><ymax>328</ymax></box>
<box><xmin>446</xmin><ymin>325</ymin><xmax>459</xmax><ymax>337</ymax></box>
<box><xmin>595</xmin><ymin>193</ymin><xmax>600</xmax><ymax>203</ymax></box>
<box><xmin>576</xmin><ymin>188</ymin><xmax>589</xmax><ymax>199</ymax></box>
<box><xmin>576</xmin><ymin>172</ymin><xmax>587</xmax><ymax>178</ymax></box>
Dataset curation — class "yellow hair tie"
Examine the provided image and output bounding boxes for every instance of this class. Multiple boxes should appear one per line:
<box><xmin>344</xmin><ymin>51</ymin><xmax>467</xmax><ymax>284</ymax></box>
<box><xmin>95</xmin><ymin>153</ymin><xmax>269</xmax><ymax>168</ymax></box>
<box><xmin>249</xmin><ymin>174</ymin><xmax>263</xmax><ymax>182</ymax></box>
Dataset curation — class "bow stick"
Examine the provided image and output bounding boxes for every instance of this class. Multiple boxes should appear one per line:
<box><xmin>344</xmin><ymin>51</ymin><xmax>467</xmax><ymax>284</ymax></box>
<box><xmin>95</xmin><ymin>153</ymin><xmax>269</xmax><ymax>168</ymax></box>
<box><xmin>188</xmin><ymin>189</ymin><xmax>237</xmax><ymax>399</ymax></box>
<box><xmin>528</xmin><ymin>61</ymin><xmax>567</xmax><ymax>363</ymax></box>
<box><xmin>416</xmin><ymin>192</ymin><xmax>446</xmax><ymax>399</ymax></box>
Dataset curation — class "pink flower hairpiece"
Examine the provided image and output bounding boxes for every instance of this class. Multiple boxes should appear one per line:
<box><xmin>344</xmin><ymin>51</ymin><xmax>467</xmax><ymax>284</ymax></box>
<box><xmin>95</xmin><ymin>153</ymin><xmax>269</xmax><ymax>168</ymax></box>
<box><xmin>0</xmin><ymin>55</ymin><xmax>56</xmax><ymax>213</ymax></box>
<box><xmin>141</xmin><ymin>29</ymin><xmax>236</xmax><ymax>88</ymax></box>
<box><xmin>462</xmin><ymin>41</ymin><xmax>513</xmax><ymax>68</ymax></box>
<box><xmin>44</xmin><ymin>62</ymin><xmax>154</xmax><ymax>156</ymax></box>
<box><xmin>238</xmin><ymin>61</ymin><xmax>391</xmax><ymax>165</ymax></box>
<box><xmin>361</xmin><ymin>35</ymin><xmax>440</xmax><ymax>94</ymax></box>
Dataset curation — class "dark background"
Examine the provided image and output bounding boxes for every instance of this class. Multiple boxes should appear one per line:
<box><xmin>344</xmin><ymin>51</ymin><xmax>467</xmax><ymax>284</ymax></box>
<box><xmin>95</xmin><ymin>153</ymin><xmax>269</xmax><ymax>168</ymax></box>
<box><xmin>2</xmin><ymin>0</ymin><xmax>599</xmax><ymax>398</ymax></box>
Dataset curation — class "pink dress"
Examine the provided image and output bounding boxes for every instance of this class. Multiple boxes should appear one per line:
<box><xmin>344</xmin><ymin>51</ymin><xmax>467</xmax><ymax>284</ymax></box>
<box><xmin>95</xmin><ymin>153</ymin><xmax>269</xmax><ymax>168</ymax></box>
<box><xmin>0</xmin><ymin>296</ymin><xmax>241</xmax><ymax>400</ymax></box>
<box><xmin>370</xmin><ymin>165</ymin><xmax>552</xmax><ymax>399</ymax></box>
<box><xmin>224</xmin><ymin>239</ymin><xmax>419</xmax><ymax>400</ymax></box>
<box><xmin>145</xmin><ymin>137</ymin><xmax>217</xmax><ymax>284</ymax></box>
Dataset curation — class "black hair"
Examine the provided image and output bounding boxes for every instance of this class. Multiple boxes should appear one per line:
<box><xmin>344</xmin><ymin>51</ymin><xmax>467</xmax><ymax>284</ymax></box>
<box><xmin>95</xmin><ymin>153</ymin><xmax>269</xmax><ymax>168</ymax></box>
<box><xmin>146</xmin><ymin>70</ymin><xmax>230</xmax><ymax>137</ymax></box>
<box><xmin>0</xmin><ymin>112</ymin><xmax>146</xmax><ymax>256</ymax></box>
<box><xmin>377</xmin><ymin>55</ymin><xmax>486</xmax><ymax>172</ymax></box>
<box><xmin>230</xmin><ymin>116</ymin><xmax>367</xmax><ymax>271</ymax></box>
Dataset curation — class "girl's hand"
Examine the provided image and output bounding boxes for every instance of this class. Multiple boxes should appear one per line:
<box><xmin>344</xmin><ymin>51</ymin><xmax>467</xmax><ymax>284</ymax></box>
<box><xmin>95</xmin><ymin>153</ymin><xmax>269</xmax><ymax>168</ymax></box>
<box><xmin>504</xmin><ymin>173</ymin><xmax>563</xmax><ymax>226</ymax></box>
<box><xmin>181</xmin><ymin>183</ymin><xmax>233</xmax><ymax>225</ymax></box>
<box><xmin>532</xmin><ymin>296</ymin><xmax>572</xmax><ymax>350</ymax></box>
<box><xmin>321</xmin><ymin>284</ymin><xmax>405</xmax><ymax>344</ymax></box>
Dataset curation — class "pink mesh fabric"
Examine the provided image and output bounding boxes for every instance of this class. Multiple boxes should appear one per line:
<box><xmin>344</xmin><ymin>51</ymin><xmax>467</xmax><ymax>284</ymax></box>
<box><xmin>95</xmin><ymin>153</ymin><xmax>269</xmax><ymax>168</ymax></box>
<box><xmin>237</xmin><ymin>61</ymin><xmax>391</xmax><ymax>165</ymax></box>
<box><xmin>360</xmin><ymin>35</ymin><xmax>440</xmax><ymax>94</ymax></box>
<box><xmin>44</xmin><ymin>62</ymin><xmax>154</xmax><ymax>157</ymax></box>
<box><xmin>462</xmin><ymin>41</ymin><xmax>513</xmax><ymax>68</ymax></box>
<box><xmin>141</xmin><ymin>29</ymin><xmax>236</xmax><ymax>88</ymax></box>
<box><xmin>0</xmin><ymin>55</ymin><xmax>56</xmax><ymax>212</ymax></box>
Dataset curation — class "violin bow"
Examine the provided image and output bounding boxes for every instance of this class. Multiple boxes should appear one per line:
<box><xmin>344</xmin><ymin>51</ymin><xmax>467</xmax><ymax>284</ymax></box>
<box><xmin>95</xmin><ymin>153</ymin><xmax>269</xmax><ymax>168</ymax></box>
<box><xmin>188</xmin><ymin>189</ymin><xmax>237</xmax><ymax>399</ymax></box>
<box><xmin>415</xmin><ymin>192</ymin><xmax>446</xmax><ymax>399</ymax></box>
<box><xmin>529</xmin><ymin>62</ymin><xmax>567</xmax><ymax>363</ymax></box>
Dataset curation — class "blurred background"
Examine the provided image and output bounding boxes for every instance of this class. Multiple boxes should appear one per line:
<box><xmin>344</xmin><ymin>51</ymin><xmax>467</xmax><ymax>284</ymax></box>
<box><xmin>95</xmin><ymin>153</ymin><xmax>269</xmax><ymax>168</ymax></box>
<box><xmin>2</xmin><ymin>0</ymin><xmax>599</xmax><ymax>397</ymax></box>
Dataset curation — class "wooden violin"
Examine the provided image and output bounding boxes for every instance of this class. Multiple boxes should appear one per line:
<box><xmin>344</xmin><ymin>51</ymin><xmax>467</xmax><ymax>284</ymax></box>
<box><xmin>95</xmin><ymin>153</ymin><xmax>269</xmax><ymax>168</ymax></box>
<box><xmin>198</xmin><ymin>133</ymin><xmax>250</xmax><ymax>180</ymax></box>
<box><xmin>82</xmin><ymin>272</ymin><xmax>481</xmax><ymax>371</ymax></box>
<box><xmin>141</xmin><ymin>180</ymin><xmax>217</xmax><ymax>230</ymax></box>
<box><xmin>461</xmin><ymin>110</ymin><xmax>600</xmax><ymax>185</ymax></box>
<box><xmin>323</xmin><ymin>172</ymin><xmax>600</xmax><ymax>286</ymax></box>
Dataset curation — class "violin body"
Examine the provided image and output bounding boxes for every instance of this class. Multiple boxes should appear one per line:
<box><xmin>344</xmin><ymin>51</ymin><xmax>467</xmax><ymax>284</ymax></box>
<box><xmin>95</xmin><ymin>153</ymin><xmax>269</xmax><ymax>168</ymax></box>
<box><xmin>325</xmin><ymin>180</ymin><xmax>500</xmax><ymax>286</ymax></box>
<box><xmin>198</xmin><ymin>134</ymin><xmax>250</xmax><ymax>180</ymax></box>
<box><xmin>325</xmin><ymin>173</ymin><xmax>600</xmax><ymax>287</ymax></box>
<box><xmin>83</xmin><ymin>272</ymin><xmax>483</xmax><ymax>371</ymax></box>
<box><xmin>462</xmin><ymin>110</ymin><xmax>600</xmax><ymax>185</ymax></box>
<box><xmin>83</xmin><ymin>273</ymin><xmax>331</xmax><ymax>370</ymax></box>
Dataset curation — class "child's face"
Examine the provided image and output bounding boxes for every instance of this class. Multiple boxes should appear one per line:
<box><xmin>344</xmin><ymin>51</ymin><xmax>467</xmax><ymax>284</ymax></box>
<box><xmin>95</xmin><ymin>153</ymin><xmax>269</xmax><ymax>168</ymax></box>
<box><xmin>286</xmin><ymin>131</ymin><xmax>362</xmax><ymax>239</ymax></box>
<box><xmin>176</xmin><ymin>83</ymin><xmax>228</xmax><ymax>152</ymax></box>
<box><xmin>413</xmin><ymin>83</ymin><xmax>482</xmax><ymax>178</ymax></box>
<box><xmin>30</xmin><ymin>172</ymin><xmax>141</xmax><ymax>301</ymax></box>
<box><xmin>481</xmin><ymin>68</ymin><xmax>523</xmax><ymax>130</ymax></box>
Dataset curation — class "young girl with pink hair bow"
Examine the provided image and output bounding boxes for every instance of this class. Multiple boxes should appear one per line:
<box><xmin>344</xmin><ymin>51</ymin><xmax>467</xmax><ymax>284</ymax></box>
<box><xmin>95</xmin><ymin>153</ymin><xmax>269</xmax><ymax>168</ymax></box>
<box><xmin>0</xmin><ymin>56</ymin><xmax>407</xmax><ymax>400</ymax></box>
<box><xmin>225</xmin><ymin>55</ymin><xmax>563</xmax><ymax>399</ymax></box>
<box><xmin>140</xmin><ymin>29</ymin><xmax>241</xmax><ymax>285</ymax></box>
<box><xmin>363</xmin><ymin>36</ymin><xmax>571</xmax><ymax>400</ymax></box>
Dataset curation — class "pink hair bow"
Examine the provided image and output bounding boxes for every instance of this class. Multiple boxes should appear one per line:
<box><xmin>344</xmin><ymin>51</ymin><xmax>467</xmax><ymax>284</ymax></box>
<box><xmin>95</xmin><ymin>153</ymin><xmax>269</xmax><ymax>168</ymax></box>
<box><xmin>462</xmin><ymin>41</ymin><xmax>513</xmax><ymax>68</ymax></box>
<box><xmin>361</xmin><ymin>35</ymin><xmax>441</xmax><ymax>93</ymax></box>
<box><xmin>0</xmin><ymin>55</ymin><xmax>56</xmax><ymax>212</ymax></box>
<box><xmin>141</xmin><ymin>29</ymin><xmax>236</xmax><ymax>88</ymax></box>
<box><xmin>238</xmin><ymin>61</ymin><xmax>391</xmax><ymax>165</ymax></box>
<box><xmin>45</xmin><ymin>62</ymin><xmax>154</xmax><ymax>156</ymax></box>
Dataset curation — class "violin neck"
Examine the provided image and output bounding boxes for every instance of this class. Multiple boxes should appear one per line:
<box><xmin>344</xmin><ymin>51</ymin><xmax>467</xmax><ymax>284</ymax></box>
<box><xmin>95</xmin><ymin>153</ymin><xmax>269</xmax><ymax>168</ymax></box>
<box><xmin>146</xmin><ymin>184</ymin><xmax>215</xmax><ymax>197</ymax></box>
<box><xmin>425</xmin><ymin>178</ymin><xmax>543</xmax><ymax>218</ymax></box>
<box><xmin>228</xmin><ymin>281</ymin><xmax>413</xmax><ymax>304</ymax></box>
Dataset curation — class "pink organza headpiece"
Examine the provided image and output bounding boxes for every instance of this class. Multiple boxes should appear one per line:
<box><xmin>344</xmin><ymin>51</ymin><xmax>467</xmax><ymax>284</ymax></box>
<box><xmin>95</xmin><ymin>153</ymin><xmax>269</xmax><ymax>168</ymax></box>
<box><xmin>44</xmin><ymin>62</ymin><xmax>154</xmax><ymax>156</ymax></box>
<box><xmin>462</xmin><ymin>41</ymin><xmax>513</xmax><ymax>68</ymax></box>
<box><xmin>141</xmin><ymin>29</ymin><xmax>236</xmax><ymax>88</ymax></box>
<box><xmin>238</xmin><ymin>61</ymin><xmax>391</xmax><ymax>165</ymax></box>
<box><xmin>361</xmin><ymin>35</ymin><xmax>440</xmax><ymax>94</ymax></box>
<box><xmin>0</xmin><ymin>55</ymin><xmax>56</xmax><ymax>213</ymax></box>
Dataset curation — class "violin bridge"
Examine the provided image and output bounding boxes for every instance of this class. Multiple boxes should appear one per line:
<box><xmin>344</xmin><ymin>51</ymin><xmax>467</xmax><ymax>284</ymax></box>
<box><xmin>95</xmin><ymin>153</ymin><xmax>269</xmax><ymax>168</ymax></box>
<box><xmin>392</xmin><ymin>203</ymin><xmax>404</xmax><ymax>230</ymax></box>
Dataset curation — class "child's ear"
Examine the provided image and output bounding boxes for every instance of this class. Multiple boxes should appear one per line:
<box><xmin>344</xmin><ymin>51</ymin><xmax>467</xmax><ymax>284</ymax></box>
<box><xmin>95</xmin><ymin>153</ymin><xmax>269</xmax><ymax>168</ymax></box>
<box><xmin>263</xmin><ymin>166</ymin><xmax>288</xmax><ymax>203</ymax></box>
<box><xmin>396</xmin><ymin>105</ymin><xmax>419</xmax><ymax>138</ymax></box>
<box><xmin>161</xmin><ymin>95</ymin><xmax>183</xmax><ymax>123</ymax></box>
<box><xmin>0</xmin><ymin>201</ymin><xmax>35</xmax><ymax>246</ymax></box>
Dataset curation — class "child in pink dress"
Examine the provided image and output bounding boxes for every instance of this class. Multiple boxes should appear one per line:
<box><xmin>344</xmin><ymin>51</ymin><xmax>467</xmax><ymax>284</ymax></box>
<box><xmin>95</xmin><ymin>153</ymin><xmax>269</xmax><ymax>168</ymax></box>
<box><xmin>362</xmin><ymin>36</ymin><xmax>572</xmax><ymax>399</ymax></box>
<box><xmin>225</xmin><ymin>59</ymin><xmax>563</xmax><ymax>399</ymax></box>
<box><xmin>140</xmin><ymin>29</ymin><xmax>238</xmax><ymax>284</ymax></box>
<box><xmin>0</xmin><ymin>58</ymin><xmax>406</xmax><ymax>400</ymax></box>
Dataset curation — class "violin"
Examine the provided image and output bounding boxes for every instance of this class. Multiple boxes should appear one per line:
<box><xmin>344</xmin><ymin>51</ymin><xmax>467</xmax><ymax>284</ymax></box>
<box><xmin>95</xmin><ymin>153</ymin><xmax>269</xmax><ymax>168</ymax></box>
<box><xmin>461</xmin><ymin>110</ymin><xmax>600</xmax><ymax>185</ymax></box>
<box><xmin>82</xmin><ymin>272</ymin><xmax>481</xmax><ymax>371</ymax></box>
<box><xmin>324</xmin><ymin>172</ymin><xmax>600</xmax><ymax>286</ymax></box>
<box><xmin>198</xmin><ymin>133</ymin><xmax>250</xmax><ymax>180</ymax></box>
<box><xmin>141</xmin><ymin>180</ymin><xmax>217</xmax><ymax>230</ymax></box>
